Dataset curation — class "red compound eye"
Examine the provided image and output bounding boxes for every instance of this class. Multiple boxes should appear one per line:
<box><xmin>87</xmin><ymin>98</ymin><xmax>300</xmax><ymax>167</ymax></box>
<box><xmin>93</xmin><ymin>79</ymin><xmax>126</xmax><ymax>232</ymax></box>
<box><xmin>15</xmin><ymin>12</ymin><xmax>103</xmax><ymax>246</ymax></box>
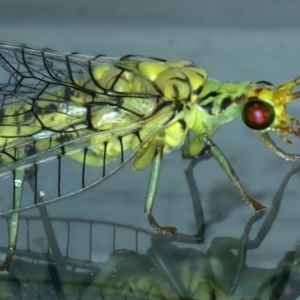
<box><xmin>242</xmin><ymin>100</ymin><xmax>275</xmax><ymax>130</ymax></box>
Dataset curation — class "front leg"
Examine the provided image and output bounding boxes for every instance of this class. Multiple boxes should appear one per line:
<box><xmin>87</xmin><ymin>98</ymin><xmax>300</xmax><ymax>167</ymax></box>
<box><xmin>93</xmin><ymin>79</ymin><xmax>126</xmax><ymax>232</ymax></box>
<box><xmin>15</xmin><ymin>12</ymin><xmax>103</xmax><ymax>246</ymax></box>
<box><xmin>0</xmin><ymin>167</ymin><xmax>24</xmax><ymax>272</ymax></box>
<box><xmin>258</xmin><ymin>132</ymin><xmax>300</xmax><ymax>161</ymax></box>
<box><xmin>200</xmin><ymin>134</ymin><xmax>265</xmax><ymax>212</ymax></box>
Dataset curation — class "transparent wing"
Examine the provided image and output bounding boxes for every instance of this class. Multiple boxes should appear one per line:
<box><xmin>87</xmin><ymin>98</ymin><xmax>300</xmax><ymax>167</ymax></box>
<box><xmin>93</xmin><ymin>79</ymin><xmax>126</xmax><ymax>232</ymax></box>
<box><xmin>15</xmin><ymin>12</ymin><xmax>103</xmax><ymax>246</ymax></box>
<box><xmin>0</xmin><ymin>42</ymin><xmax>177</xmax><ymax>215</ymax></box>
<box><xmin>0</xmin><ymin>41</ymin><xmax>166</xmax><ymax>97</ymax></box>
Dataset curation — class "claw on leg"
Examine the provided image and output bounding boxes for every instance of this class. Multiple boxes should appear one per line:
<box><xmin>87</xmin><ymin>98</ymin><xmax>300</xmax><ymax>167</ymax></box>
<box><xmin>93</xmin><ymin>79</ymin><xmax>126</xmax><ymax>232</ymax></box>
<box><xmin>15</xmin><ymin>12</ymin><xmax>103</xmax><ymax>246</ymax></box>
<box><xmin>145</xmin><ymin>211</ymin><xmax>177</xmax><ymax>235</ymax></box>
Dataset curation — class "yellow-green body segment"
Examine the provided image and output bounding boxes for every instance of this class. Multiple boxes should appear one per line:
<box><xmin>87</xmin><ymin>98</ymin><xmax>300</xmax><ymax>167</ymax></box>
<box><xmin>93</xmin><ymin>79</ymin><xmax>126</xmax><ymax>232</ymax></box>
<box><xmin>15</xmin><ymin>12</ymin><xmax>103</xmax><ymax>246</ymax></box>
<box><xmin>0</xmin><ymin>41</ymin><xmax>299</xmax><ymax>269</ymax></box>
<box><xmin>0</xmin><ymin>57</ymin><xmax>252</xmax><ymax>170</ymax></box>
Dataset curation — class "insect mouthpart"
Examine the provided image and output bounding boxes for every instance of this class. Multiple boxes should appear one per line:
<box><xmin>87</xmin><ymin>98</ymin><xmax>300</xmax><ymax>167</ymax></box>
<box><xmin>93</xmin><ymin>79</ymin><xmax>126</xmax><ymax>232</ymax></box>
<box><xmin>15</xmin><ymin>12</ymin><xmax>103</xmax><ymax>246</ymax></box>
<box><xmin>271</xmin><ymin>76</ymin><xmax>300</xmax><ymax>139</ymax></box>
<box><xmin>245</xmin><ymin>76</ymin><xmax>300</xmax><ymax>139</ymax></box>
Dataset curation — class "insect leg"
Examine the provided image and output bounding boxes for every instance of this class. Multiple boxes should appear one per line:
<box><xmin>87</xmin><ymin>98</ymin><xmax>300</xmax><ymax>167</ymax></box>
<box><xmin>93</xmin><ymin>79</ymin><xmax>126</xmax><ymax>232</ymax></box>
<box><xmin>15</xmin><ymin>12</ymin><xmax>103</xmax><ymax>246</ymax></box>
<box><xmin>258</xmin><ymin>132</ymin><xmax>300</xmax><ymax>161</ymax></box>
<box><xmin>181</xmin><ymin>132</ymin><xmax>191</xmax><ymax>159</ymax></box>
<box><xmin>148</xmin><ymin>235</ymin><xmax>190</xmax><ymax>298</ymax></box>
<box><xmin>184</xmin><ymin>157</ymin><xmax>209</xmax><ymax>241</ymax></box>
<box><xmin>0</xmin><ymin>167</ymin><xmax>25</xmax><ymax>271</ymax></box>
<box><xmin>201</xmin><ymin>134</ymin><xmax>265</xmax><ymax>212</ymax></box>
<box><xmin>246</xmin><ymin>166</ymin><xmax>300</xmax><ymax>298</ymax></box>
<box><xmin>144</xmin><ymin>140</ymin><xmax>177</xmax><ymax>234</ymax></box>
<box><xmin>25</xmin><ymin>166</ymin><xmax>67</xmax><ymax>269</ymax></box>
<box><xmin>84</xmin><ymin>249</ymin><xmax>142</xmax><ymax>296</ymax></box>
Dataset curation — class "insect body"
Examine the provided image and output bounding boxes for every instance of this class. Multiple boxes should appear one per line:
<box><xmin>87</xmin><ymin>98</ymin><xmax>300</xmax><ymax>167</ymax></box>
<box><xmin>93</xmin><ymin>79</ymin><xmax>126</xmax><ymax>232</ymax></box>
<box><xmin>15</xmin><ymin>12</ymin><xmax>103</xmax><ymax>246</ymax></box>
<box><xmin>0</xmin><ymin>41</ymin><xmax>299</xmax><ymax>243</ymax></box>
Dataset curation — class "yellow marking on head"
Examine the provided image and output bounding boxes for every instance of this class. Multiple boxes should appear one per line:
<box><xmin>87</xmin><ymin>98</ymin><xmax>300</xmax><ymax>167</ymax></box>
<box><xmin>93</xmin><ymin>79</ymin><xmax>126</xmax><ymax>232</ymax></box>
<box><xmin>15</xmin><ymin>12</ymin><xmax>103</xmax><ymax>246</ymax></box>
<box><xmin>271</xmin><ymin>77</ymin><xmax>300</xmax><ymax>138</ymax></box>
<box><xmin>250</xmin><ymin>76</ymin><xmax>300</xmax><ymax>140</ymax></box>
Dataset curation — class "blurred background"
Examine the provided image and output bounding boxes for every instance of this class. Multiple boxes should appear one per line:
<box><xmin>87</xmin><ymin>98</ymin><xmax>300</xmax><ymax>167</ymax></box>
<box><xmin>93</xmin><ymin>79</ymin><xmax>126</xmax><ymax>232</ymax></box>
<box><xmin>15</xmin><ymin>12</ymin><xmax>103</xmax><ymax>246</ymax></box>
<box><xmin>0</xmin><ymin>0</ymin><xmax>300</xmax><ymax>298</ymax></box>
